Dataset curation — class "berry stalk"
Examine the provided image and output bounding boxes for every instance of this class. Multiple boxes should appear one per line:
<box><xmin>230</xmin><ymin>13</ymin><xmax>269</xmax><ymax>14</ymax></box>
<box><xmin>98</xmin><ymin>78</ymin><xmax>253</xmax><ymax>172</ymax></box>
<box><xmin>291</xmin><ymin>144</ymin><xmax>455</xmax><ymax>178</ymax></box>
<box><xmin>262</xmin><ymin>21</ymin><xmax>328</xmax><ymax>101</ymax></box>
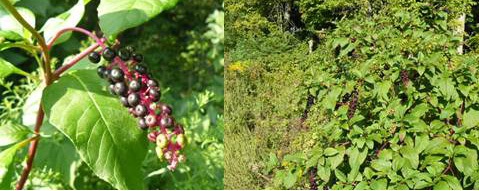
<box><xmin>93</xmin><ymin>45</ymin><xmax>187</xmax><ymax>170</ymax></box>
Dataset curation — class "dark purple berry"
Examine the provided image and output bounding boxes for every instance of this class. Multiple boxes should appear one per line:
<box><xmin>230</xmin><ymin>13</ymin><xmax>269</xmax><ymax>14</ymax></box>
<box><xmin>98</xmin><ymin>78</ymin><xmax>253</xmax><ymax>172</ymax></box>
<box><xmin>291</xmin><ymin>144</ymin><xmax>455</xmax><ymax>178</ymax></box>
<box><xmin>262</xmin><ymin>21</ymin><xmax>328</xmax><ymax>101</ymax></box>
<box><xmin>120</xmin><ymin>96</ymin><xmax>129</xmax><ymax>107</ymax></box>
<box><xmin>97</xmin><ymin>66</ymin><xmax>106</xmax><ymax>78</ymax></box>
<box><xmin>160</xmin><ymin>116</ymin><xmax>172</xmax><ymax>128</ymax></box>
<box><xmin>118</xmin><ymin>48</ymin><xmax>131</xmax><ymax>61</ymax></box>
<box><xmin>135</xmin><ymin>104</ymin><xmax>148</xmax><ymax>117</ymax></box>
<box><xmin>114</xmin><ymin>82</ymin><xmax>127</xmax><ymax>96</ymax></box>
<box><xmin>161</xmin><ymin>105</ymin><xmax>172</xmax><ymax>115</ymax></box>
<box><xmin>127</xmin><ymin>93</ymin><xmax>140</xmax><ymax>106</ymax></box>
<box><xmin>125</xmin><ymin>46</ymin><xmax>135</xmax><ymax>53</ymax></box>
<box><xmin>147</xmin><ymin>79</ymin><xmax>158</xmax><ymax>87</ymax></box>
<box><xmin>102</xmin><ymin>47</ymin><xmax>116</xmax><ymax>61</ymax></box>
<box><xmin>110</xmin><ymin>68</ymin><xmax>124</xmax><ymax>82</ymax></box>
<box><xmin>103</xmin><ymin>69</ymin><xmax>111</xmax><ymax>81</ymax></box>
<box><xmin>132</xmin><ymin>53</ymin><xmax>143</xmax><ymax>63</ymax></box>
<box><xmin>108</xmin><ymin>84</ymin><xmax>115</xmax><ymax>95</ymax></box>
<box><xmin>135</xmin><ymin>65</ymin><xmax>147</xmax><ymax>74</ymax></box>
<box><xmin>88</xmin><ymin>51</ymin><xmax>101</xmax><ymax>63</ymax></box>
<box><xmin>145</xmin><ymin>114</ymin><xmax>157</xmax><ymax>127</ymax></box>
<box><xmin>138</xmin><ymin>118</ymin><xmax>148</xmax><ymax>130</ymax></box>
<box><xmin>129</xmin><ymin>80</ymin><xmax>142</xmax><ymax>92</ymax></box>
<box><xmin>149</xmin><ymin>89</ymin><xmax>161</xmax><ymax>102</ymax></box>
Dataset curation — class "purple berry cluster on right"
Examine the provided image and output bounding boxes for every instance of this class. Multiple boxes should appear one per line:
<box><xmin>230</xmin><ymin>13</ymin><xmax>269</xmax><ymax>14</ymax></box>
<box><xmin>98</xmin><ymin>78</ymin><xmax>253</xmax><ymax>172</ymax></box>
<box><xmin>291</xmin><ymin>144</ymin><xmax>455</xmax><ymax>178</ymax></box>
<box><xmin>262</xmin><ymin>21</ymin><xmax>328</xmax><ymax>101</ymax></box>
<box><xmin>89</xmin><ymin>45</ymin><xmax>186</xmax><ymax>170</ymax></box>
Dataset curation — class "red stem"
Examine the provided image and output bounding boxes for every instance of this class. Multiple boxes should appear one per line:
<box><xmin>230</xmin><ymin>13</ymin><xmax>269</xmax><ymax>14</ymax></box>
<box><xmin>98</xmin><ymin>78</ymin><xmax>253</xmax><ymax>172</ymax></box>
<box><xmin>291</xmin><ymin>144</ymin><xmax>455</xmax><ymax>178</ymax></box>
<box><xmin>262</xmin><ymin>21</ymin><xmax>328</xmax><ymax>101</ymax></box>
<box><xmin>53</xmin><ymin>38</ymin><xmax>106</xmax><ymax>79</ymax></box>
<box><xmin>47</xmin><ymin>27</ymin><xmax>106</xmax><ymax>50</ymax></box>
<box><xmin>16</xmin><ymin>27</ymin><xmax>106</xmax><ymax>190</ymax></box>
<box><xmin>15</xmin><ymin>105</ymin><xmax>44</xmax><ymax>190</ymax></box>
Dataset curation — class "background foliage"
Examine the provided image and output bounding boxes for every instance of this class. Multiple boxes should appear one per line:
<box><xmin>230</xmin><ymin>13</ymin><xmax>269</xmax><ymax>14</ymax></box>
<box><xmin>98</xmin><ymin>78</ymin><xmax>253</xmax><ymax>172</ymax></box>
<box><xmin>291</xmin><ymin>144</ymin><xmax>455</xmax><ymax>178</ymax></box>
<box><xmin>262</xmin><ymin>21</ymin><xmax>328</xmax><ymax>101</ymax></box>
<box><xmin>225</xmin><ymin>0</ymin><xmax>479</xmax><ymax>189</ymax></box>
<box><xmin>0</xmin><ymin>0</ymin><xmax>223</xmax><ymax>189</ymax></box>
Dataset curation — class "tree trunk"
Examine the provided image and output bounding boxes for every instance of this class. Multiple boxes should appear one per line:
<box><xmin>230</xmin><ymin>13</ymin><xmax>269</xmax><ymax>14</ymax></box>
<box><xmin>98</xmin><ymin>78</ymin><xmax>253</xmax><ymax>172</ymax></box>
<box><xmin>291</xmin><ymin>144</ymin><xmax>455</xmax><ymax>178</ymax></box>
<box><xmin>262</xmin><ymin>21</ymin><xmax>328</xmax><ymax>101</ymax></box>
<box><xmin>455</xmin><ymin>13</ymin><xmax>466</xmax><ymax>54</ymax></box>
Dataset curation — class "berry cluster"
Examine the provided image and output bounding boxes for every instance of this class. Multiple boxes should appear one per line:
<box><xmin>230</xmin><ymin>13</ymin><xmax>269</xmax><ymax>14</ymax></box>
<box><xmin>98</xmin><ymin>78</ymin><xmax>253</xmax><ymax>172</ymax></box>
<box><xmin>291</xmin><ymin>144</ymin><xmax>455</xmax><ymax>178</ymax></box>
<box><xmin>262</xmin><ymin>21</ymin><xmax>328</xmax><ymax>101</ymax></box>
<box><xmin>400</xmin><ymin>70</ymin><xmax>409</xmax><ymax>87</ymax></box>
<box><xmin>347</xmin><ymin>90</ymin><xmax>359</xmax><ymax>119</ymax></box>
<box><xmin>88</xmin><ymin>45</ymin><xmax>186</xmax><ymax>170</ymax></box>
<box><xmin>309</xmin><ymin>167</ymin><xmax>318</xmax><ymax>190</ymax></box>
<box><xmin>301</xmin><ymin>94</ymin><xmax>316</xmax><ymax>121</ymax></box>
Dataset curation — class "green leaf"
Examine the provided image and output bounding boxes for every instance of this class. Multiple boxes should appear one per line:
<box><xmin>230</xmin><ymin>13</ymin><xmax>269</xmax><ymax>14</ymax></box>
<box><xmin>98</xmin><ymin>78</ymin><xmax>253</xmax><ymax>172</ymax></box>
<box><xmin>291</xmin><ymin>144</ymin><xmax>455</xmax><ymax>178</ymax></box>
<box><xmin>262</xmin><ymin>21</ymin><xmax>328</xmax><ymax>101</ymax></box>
<box><xmin>41</xmin><ymin>70</ymin><xmax>148</xmax><ymax>189</ymax></box>
<box><xmin>371</xmin><ymin>159</ymin><xmax>391</xmax><ymax>172</ymax></box>
<box><xmin>348</xmin><ymin>147</ymin><xmax>367</xmax><ymax>182</ymax></box>
<box><xmin>266</xmin><ymin>153</ymin><xmax>278</xmax><ymax>173</ymax></box>
<box><xmin>41</xmin><ymin>0</ymin><xmax>86</xmax><ymax>45</ymax></box>
<box><xmin>354</xmin><ymin>181</ymin><xmax>369</xmax><ymax>190</ymax></box>
<box><xmin>463</xmin><ymin>109</ymin><xmax>479</xmax><ymax>129</ymax></box>
<box><xmin>322</xmin><ymin>87</ymin><xmax>342</xmax><ymax>110</ymax></box>
<box><xmin>0</xmin><ymin>57</ymin><xmax>29</xmax><ymax>79</ymax></box>
<box><xmin>98</xmin><ymin>0</ymin><xmax>180</xmax><ymax>36</ymax></box>
<box><xmin>0</xmin><ymin>122</ymin><xmax>31</xmax><ymax>146</ymax></box>
<box><xmin>324</xmin><ymin>147</ymin><xmax>338</xmax><ymax>156</ymax></box>
<box><xmin>0</xmin><ymin>30</ymin><xmax>22</xmax><ymax>40</ymax></box>
<box><xmin>370</xmin><ymin>178</ymin><xmax>388</xmax><ymax>190</ymax></box>
<box><xmin>317</xmin><ymin>166</ymin><xmax>330</xmax><ymax>182</ymax></box>
<box><xmin>432</xmin><ymin>75</ymin><xmax>458</xmax><ymax>101</ymax></box>
<box><xmin>332</xmin><ymin>37</ymin><xmax>349</xmax><ymax>48</ymax></box>
<box><xmin>0</xmin><ymin>7</ymin><xmax>35</xmax><ymax>39</ymax></box>
<box><xmin>374</xmin><ymin>80</ymin><xmax>391</xmax><ymax>101</ymax></box>
<box><xmin>392</xmin><ymin>157</ymin><xmax>406</xmax><ymax>171</ymax></box>
<box><xmin>400</xmin><ymin>146</ymin><xmax>419</xmax><ymax>169</ymax></box>
<box><xmin>334</xmin><ymin>169</ymin><xmax>347</xmax><ymax>182</ymax></box>
<box><xmin>328</xmin><ymin>146</ymin><xmax>345</xmax><ymax>169</ymax></box>
<box><xmin>414</xmin><ymin>134</ymin><xmax>429</xmax><ymax>154</ymax></box>
<box><xmin>433</xmin><ymin>181</ymin><xmax>450</xmax><ymax>190</ymax></box>
<box><xmin>283</xmin><ymin>171</ymin><xmax>297</xmax><ymax>189</ymax></box>
<box><xmin>33</xmin><ymin>136</ymin><xmax>80</xmax><ymax>187</ymax></box>
<box><xmin>0</xmin><ymin>138</ymin><xmax>30</xmax><ymax>189</ymax></box>
<box><xmin>348</xmin><ymin>147</ymin><xmax>367</xmax><ymax>171</ymax></box>
<box><xmin>443</xmin><ymin>176</ymin><xmax>462</xmax><ymax>190</ymax></box>
<box><xmin>453</xmin><ymin>145</ymin><xmax>478</xmax><ymax>176</ymax></box>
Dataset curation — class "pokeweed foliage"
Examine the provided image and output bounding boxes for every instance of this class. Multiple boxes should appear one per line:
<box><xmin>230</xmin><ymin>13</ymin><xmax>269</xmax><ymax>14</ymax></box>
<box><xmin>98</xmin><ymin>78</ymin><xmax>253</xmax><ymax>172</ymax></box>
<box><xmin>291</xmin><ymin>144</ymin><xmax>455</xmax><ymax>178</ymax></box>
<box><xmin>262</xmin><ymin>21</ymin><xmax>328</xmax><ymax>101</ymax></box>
<box><xmin>226</xmin><ymin>0</ymin><xmax>479</xmax><ymax>189</ymax></box>
<box><xmin>0</xmin><ymin>0</ymin><xmax>223</xmax><ymax>190</ymax></box>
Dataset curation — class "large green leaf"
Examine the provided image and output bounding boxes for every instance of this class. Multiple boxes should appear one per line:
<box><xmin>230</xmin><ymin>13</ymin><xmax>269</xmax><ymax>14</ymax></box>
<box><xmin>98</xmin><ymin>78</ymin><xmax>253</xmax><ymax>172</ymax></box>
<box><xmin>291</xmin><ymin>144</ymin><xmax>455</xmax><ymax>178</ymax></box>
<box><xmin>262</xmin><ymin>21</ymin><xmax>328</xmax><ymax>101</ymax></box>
<box><xmin>0</xmin><ymin>138</ymin><xmax>30</xmax><ymax>189</ymax></box>
<box><xmin>41</xmin><ymin>0</ymin><xmax>87</xmax><ymax>45</ymax></box>
<box><xmin>463</xmin><ymin>109</ymin><xmax>479</xmax><ymax>129</ymax></box>
<box><xmin>34</xmin><ymin>136</ymin><xmax>80</xmax><ymax>187</ymax></box>
<box><xmin>97</xmin><ymin>0</ymin><xmax>180</xmax><ymax>36</ymax></box>
<box><xmin>41</xmin><ymin>69</ymin><xmax>148</xmax><ymax>189</ymax></box>
<box><xmin>0</xmin><ymin>57</ymin><xmax>29</xmax><ymax>79</ymax></box>
<box><xmin>0</xmin><ymin>7</ymin><xmax>35</xmax><ymax>39</ymax></box>
<box><xmin>0</xmin><ymin>122</ymin><xmax>31</xmax><ymax>146</ymax></box>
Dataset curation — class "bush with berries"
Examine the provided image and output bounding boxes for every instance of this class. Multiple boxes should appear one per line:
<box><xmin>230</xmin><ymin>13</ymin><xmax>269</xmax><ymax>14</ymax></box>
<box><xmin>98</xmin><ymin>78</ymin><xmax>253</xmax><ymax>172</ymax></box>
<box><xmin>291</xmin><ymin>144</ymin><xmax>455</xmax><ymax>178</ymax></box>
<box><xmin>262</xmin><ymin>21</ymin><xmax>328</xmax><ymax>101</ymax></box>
<box><xmin>0</xmin><ymin>0</ymin><xmax>222</xmax><ymax>190</ymax></box>
<box><xmin>226</xmin><ymin>0</ymin><xmax>479</xmax><ymax>189</ymax></box>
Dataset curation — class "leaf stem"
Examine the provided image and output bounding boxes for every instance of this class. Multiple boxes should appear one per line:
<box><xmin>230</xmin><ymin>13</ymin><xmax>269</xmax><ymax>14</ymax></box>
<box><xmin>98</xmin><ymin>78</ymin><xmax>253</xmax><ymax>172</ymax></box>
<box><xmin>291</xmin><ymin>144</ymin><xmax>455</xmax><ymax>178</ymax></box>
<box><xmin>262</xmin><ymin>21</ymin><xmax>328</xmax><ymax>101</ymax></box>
<box><xmin>47</xmin><ymin>27</ymin><xmax>106</xmax><ymax>50</ymax></box>
<box><xmin>15</xmin><ymin>105</ymin><xmax>44</xmax><ymax>190</ymax></box>
<box><xmin>53</xmin><ymin>38</ymin><xmax>106</xmax><ymax>79</ymax></box>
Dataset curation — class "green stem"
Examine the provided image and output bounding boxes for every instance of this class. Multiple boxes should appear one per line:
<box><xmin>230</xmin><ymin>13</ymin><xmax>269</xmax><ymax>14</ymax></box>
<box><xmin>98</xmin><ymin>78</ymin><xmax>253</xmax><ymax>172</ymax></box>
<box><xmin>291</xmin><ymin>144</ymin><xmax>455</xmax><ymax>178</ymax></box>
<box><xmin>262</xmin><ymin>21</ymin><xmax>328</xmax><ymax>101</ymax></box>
<box><xmin>0</xmin><ymin>43</ymin><xmax>40</xmax><ymax>54</ymax></box>
<box><xmin>0</xmin><ymin>0</ymin><xmax>52</xmax><ymax>84</ymax></box>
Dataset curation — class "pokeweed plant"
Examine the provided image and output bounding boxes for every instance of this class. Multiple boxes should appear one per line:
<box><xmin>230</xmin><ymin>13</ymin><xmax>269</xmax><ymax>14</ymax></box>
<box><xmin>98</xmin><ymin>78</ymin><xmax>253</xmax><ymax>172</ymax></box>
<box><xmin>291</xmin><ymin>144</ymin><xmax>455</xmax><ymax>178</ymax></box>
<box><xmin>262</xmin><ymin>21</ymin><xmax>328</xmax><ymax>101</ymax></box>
<box><xmin>0</xmin><ymin>0</ymin><xmax>186</xmax><ymax>189</ymax></box>
<box><xmin>259</xmin><ymin>0</ymin><xmax>479</xmax><ymax>190</ymax></box>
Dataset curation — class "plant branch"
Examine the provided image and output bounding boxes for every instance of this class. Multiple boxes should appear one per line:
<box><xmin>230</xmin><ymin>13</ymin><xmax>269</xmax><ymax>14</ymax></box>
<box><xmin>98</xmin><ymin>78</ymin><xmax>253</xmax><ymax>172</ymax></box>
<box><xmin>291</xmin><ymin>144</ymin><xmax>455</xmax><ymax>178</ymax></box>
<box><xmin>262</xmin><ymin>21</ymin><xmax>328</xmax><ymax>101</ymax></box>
<box><xmin>15</xmin><ymin>105</ymin><xmax>44</xmax><ymax>190</ymax></box>
<box><xmin>47</xmin><ymin>27</ymin><xmax>106</xmax><ymax>50</ymax></box>
<box><xmin>0</xmin><ymin>0</ymin><xmax>51</xmax><ymax>84</ymax></box>
<box><xmin>53</xmin><ymin>40</ymin><xmax>105</xmax><ymax>79</ymax></box>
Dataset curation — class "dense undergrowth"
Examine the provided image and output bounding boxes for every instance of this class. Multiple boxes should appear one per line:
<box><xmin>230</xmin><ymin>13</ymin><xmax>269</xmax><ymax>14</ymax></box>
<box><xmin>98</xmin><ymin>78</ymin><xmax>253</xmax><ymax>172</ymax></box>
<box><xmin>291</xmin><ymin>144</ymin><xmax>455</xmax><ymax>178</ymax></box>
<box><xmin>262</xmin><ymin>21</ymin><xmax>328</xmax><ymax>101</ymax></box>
<box><xmin>0</xmin><ymin>0</ymin><xmax>223</xmax><ymax>189</ymax></box>
<box><xmin>226</xmin><ymin>0</ymin><xmax>479</xmax><ymax>189</ymax></box>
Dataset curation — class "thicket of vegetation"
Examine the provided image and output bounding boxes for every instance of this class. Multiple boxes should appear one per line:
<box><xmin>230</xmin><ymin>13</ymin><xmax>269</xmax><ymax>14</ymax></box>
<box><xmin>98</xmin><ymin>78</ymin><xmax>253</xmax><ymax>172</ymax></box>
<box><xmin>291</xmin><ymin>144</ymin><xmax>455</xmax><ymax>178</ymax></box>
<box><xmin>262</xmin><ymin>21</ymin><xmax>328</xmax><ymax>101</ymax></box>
<box><xmin>225</xmin><ymin>0</ymin><xmax>479</xmax><ymax>189</ymax></box>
